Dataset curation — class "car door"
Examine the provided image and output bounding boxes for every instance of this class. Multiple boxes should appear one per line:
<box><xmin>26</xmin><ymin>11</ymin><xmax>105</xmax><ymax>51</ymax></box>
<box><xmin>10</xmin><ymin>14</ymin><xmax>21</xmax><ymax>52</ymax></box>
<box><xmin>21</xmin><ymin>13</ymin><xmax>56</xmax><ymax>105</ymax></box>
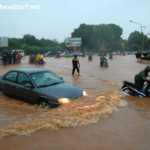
<box><xmin>16</xmin><ymin>73</ymin><xmax>34</xmax><ymax>103</ymax></box>
<box><xmin>2</xmin><ymin>71</ymin><xmax>18</xmax><ymax>97</ymax></box>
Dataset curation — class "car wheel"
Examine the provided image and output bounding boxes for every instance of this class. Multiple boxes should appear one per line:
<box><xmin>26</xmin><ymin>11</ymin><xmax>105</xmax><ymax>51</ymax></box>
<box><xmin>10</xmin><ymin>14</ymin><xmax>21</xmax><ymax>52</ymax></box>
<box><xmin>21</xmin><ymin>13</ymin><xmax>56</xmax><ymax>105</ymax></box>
<box><xmin>0</xmin><ymin>89</ymin><xmax>4</xmax><ymax>96</ymax></box>
<box><xmin>38</xmin><ymin>99</ymin><xmax>49</xmax><ymax>108</ymax></box>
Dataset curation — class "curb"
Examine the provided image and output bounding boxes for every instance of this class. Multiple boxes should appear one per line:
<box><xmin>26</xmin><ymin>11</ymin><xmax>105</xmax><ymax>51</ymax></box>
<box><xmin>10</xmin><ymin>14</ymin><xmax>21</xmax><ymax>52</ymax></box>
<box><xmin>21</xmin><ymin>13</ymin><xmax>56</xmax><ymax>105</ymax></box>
<box><xmin>137</xmin><ymin>59</ymin><xmax>150</xmax><ymax>64</ymax></box>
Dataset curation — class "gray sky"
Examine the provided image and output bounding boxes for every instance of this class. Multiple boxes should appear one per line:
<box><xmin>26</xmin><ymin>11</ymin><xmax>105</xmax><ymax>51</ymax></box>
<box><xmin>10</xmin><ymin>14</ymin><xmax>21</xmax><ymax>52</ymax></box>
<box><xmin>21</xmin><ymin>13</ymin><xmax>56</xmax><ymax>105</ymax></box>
<box><xmin>0</xmin><ymin>0</ymin><xmax>150</xmax><ymax>43</ymax></box>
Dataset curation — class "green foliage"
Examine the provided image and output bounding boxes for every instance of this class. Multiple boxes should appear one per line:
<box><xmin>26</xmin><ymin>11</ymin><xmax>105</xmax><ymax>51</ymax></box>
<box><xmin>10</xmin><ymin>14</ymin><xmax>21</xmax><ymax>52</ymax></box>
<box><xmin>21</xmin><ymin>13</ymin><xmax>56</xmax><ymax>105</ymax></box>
<box><xmin>131</xmin><ymin>44</ymin><xmax>140</xmax><ymax>51</ymax></box>
<box><xmin>0</xmin><ymin>34</ymin><xmax>64</xmax><ymax>55</ymax></box>
<box><xmin>71</xmin><ymin>23</ymin><xmax>123</xmax><ymax>52</ymax></box>
<box><xmin>128</xmin><ymin>31</ymin><xmax>149</xmax><ymax>50</ymax></box>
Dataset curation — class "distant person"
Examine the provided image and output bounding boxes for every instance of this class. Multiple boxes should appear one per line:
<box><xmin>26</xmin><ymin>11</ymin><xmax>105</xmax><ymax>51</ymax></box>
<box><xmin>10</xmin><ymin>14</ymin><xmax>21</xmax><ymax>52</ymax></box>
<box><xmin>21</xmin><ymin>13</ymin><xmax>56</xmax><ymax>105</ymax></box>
<box><xmin>72</xmin><ymin>55</ymin><xmax>80</xmax><ymax>75</ymax></box>
<box><xmin>29</xmin><ymin>54</ymin><xmax>34</xmax><ymax>63</ymax></box>
<box><xmin>55</xmin><ymin>52</ymin><xmax>60</xmax><ymax>58</ymax></box>
<box><xmin>34</xmin><ymin>54</ymin><xmax>36</xmax><ymax>62</ymax></box>
<box><xmin>88</xmin><ymin>53</ymin><xmax>92</xmax><ymax>61</ymax></box>
<box><xmin>100</xmin><ymin>54</ymin><xmax>107</xmax><ymax>67</ymax></box>
<box><xmin>13</xmin><ymin>51</ymin><xmax>17</xmax><ymax>64</ymax></box>
<box><xmin>2</xmin><ymin>52</ymin><xmax>7</xmax><ymax>66</ymax></box>
<box><xmin>8</xmin><ymin>51</ymin><xmax>12</xmax><ymax>64</ymax></box>
<box><xmin>16</xmin><ymin>53</ymin><xmax>20</xmax><ymax>64</ymax></box>
<box><xmin>18</xmin><ymin>51</ymin><xmax>22</xmax><ymax>63</ymax></box>
<box><xmin>5</xmin><ymin>51</ymin><xmax>9</xmax><ymax>65</ymax></box>
<box><xmin>109</xmin><ymin>53</ymin><xmax>113</xmax><ymax>59</ymax></box>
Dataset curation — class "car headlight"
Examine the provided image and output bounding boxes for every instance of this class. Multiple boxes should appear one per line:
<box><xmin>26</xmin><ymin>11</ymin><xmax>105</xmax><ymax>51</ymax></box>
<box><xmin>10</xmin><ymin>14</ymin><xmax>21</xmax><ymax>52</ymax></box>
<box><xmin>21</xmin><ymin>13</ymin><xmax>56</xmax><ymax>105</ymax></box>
<box><xmin>57</xmin><ymin>98</ymin><xmax>71</xmax><ymax>104</ymax></box>
<box><xmin>83</xmin><ymin>90</ymin><xmax>87</xmax><ymax>96</ymax></box>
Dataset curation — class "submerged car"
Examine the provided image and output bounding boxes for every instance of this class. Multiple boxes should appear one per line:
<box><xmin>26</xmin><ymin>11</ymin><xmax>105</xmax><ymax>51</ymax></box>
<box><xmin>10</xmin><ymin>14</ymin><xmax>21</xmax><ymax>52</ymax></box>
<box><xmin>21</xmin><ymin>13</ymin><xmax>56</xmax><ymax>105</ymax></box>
<box><xmin>47</xmin><ymin>51</ymin><xmax>58</xmax><ymax>57</ymax></box>
<box><xmin>72</xmin><ymin>52</ymin><xmax>82</xmax><ymax>56</ymax></box>
<box><xmin>43</xmin><ymin>51</ymin><xmax>51</xmax><ymax>57</ymax></box>
<box><xmin>0</xmin><ymin>68</ymin><xmax>86</xmax><ymax>108</ymax></box>
<box><xmin>60</xmin><ymin>52</ymin><xmax>73</xmax><ymax>57</ymax></box>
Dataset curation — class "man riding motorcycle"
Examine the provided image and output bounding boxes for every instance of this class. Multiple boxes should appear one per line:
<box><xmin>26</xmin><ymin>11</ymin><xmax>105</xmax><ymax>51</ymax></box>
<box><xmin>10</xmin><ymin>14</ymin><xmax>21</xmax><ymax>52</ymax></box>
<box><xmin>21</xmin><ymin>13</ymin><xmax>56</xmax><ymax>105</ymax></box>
<box><xmin>35</xmin><ymin>53</ymin><xmax>44</xmax><ymax>64</ymax></box>
<box><xmin>134</xmin><ymin>66</ymin><xmax>150</xmax><ymax>91</ymax></box>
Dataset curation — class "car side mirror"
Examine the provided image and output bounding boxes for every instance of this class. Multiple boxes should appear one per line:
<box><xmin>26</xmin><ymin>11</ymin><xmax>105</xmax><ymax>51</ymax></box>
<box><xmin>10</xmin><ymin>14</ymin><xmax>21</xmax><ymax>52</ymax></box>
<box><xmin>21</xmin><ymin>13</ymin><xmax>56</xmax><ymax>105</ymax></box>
<box><xmin>24</xmin><ymin>83</ymin><xmax>33</xmax><ymax>88</ymax></box>
<box><xmin>60</xmin><ymin>77</ymin><xmax>63</xmax><ymax>80</ymax></box>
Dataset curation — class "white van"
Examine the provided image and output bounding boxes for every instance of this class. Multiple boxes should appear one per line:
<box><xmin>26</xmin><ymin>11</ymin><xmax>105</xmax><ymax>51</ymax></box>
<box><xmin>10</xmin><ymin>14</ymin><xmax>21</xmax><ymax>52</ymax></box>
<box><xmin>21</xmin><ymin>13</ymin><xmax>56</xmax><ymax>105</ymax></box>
<box><xmin>11</xmin><ymin>49</ymin><xmax>25</xmax><ymax>57</ymax></box>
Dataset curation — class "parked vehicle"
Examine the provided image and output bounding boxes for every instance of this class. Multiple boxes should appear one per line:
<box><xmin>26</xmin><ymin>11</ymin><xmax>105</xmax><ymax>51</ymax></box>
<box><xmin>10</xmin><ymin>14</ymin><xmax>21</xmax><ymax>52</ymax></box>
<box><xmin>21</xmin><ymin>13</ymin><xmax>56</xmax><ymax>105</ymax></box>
<box><xmin>126</xmin><ymin>51</ymin><xmax>131</xmax><ymax>54</ymax></box>
<box><xmin>72</xmin><ymin>52</ymin><xmax>82</xmax><ymax>56</ymax></box>
<box><xmin>43</xmin><ymin>51</ymin><xmax>51</xmax><ymax>57</ymax></box>
<box><xmin>47</xmin><ymin>51</ymin><xmax>58</xmax><ymax>57</ymax></box>
<box><xmin>10</xmin><ymin>49</ymin><xmax>25</xmax><ymax>57</ymax></box>
<box><xmin>60</xmin><ymin>52</ymin><xmax>73</xmax><ymax>57</ymax></box>
<box><xmin>0</xmin><ymin>68</ymin><xmax>87</xmax><ymax>108</ymax></box>
<box><xmin>131</xmin><ymin>51</ymin><xmax>138</xmax><ymax>54</ymax></box>
<box><xmin>54</xmin><ymin>52</ymin><xmax>61</xmax><ymax>58</ymax></box>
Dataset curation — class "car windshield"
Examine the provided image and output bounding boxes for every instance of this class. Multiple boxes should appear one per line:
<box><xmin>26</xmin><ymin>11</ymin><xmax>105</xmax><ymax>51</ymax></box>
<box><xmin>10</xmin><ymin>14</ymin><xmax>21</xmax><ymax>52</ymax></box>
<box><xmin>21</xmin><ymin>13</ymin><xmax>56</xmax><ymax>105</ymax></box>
<box><xmin>30</xmin><ymin>71</ymin><xmax>63</xmax><ymax>87</ymax></box>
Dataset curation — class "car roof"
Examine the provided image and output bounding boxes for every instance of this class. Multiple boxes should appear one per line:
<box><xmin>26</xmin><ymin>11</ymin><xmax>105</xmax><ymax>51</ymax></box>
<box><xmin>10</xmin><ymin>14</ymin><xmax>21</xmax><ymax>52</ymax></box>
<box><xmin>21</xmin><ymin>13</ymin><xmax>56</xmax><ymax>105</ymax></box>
<box><xmin>12</xmin><ymin>67</ymin><xmax>48</xmax><ymax>74</ymax></box>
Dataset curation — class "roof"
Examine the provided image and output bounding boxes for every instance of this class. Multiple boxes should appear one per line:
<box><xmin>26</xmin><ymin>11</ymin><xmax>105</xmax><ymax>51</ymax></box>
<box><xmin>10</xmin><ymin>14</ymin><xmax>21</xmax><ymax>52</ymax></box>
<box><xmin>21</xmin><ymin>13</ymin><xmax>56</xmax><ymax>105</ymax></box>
<box><xmin>12</xmin><ymin>67</ymin><xmax>47</xmax><ymax>74</ymax></box>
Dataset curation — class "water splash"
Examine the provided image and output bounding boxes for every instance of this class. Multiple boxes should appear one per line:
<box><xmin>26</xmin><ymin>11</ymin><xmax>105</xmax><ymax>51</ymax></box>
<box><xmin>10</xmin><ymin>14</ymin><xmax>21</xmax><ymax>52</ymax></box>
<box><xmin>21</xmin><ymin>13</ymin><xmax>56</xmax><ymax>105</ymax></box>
<box><xmin>0</xmin><ymin>89</ymin><xmax>127</xmax><ymax>138</ymax></box>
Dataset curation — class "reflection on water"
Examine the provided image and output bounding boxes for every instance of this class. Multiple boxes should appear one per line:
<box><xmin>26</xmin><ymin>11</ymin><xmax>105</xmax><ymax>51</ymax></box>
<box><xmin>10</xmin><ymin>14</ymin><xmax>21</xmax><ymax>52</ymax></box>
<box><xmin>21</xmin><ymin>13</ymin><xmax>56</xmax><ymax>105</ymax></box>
<box><xmin>0</xmin><ymin>85</ymin><xmax>127</xmax><ymax>138</ymax></box>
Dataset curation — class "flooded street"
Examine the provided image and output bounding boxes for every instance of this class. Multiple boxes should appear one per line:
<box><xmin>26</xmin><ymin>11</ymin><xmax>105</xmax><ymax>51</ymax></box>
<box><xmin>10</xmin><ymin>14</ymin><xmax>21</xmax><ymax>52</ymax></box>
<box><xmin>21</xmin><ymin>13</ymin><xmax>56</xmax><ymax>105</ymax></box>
<box><xmin>0</xmin><ymin>54</ymin><xmax>150</xmax><ymax>150</ymax></box>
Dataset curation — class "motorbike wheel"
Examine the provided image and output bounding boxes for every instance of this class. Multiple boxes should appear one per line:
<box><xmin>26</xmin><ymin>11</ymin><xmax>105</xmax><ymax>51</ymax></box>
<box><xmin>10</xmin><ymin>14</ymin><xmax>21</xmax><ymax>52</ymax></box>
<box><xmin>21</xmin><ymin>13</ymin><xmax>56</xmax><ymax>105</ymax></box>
<box><xmin>122</xmin><ymin>87</ymin><xmax>145</xmax><ymax>97</ymax></box>
<box><xmin>103</xmin><ymin>62</ymin><xmax>108</xmax><ymax>67</ymax></box>
<box><xmin>0</xmin><ymin>89</ymin><xmax>4</xmax><ymax>96</ymax></box>
<box><xmin>122</xmin><ymin>87</ymin><xmax>135</xmax><ymax>96</ymax></box>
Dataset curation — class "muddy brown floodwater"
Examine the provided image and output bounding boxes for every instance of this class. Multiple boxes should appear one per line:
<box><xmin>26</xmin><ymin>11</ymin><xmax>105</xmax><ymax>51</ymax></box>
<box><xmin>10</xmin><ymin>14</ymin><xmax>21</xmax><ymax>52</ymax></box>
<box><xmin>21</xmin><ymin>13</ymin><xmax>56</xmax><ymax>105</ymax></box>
<box><xmin>0</xmin><ymin>54</ymin><xmax>150</xmax><ymax>150</ymax></box>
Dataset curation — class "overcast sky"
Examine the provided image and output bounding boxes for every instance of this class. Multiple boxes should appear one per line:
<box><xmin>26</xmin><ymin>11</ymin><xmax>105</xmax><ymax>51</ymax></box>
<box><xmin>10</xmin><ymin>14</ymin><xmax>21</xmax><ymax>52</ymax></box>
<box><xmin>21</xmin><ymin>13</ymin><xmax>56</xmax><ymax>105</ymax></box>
<box><xmin>0</xmin><ymin>0</ymin><xmax>150</xmax><ymax>43</ymax></box>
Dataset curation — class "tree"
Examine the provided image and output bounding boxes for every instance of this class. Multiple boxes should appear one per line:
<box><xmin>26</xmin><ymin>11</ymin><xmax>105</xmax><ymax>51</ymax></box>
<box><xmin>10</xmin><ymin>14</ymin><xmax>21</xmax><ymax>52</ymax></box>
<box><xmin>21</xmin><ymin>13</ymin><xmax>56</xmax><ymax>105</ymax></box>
<box><xmin>108</xmin><ymin>24</ymin><xmax>123</xmax><ymax>41</ymax></box>
<box><xmin>71</xmin><ymin>23</ymin><xmax>123</xmax><ymax>52</ymax></box>
<box><xmin>128</xmin><ymin>31</ymin><xmax>142</xmax><ymax>50</ymax></box>
<box><xmin>131</xmin><ymin>44</ymin><xmax>140</xmax><ymax>51</ymax></box>
<box><xmin>23</xmin><ymin>34</ymin><xmax>38</xmax><ymax>46</ymax></box>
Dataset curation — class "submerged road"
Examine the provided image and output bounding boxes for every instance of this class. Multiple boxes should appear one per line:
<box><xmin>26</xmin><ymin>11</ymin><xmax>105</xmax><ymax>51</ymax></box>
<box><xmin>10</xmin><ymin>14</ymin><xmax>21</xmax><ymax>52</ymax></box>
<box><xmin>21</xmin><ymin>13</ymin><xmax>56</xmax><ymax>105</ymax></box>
<box><xmin>0</xmin><ymin>54</ymin><xmax>150</xmax><ymax>150</ymax></box>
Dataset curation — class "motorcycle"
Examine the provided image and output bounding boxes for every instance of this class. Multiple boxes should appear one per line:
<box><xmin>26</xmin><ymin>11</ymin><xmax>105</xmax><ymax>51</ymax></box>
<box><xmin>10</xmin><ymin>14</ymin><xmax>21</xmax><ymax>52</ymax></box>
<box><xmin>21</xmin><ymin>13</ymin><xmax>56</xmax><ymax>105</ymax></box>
<box><xmin>121</xmin><ymin>81</ymin><xmax>150</xmax><ymax>98</ymax></box>
<box><xmin>35</xmin><ymin>58</ymin><xmax>46</xmax><ymax>65</ymax></box>
<box><xmin>103</xmin><ymin>60</ymin><xmax>108</xmax><ymax>67</ymax></box>
<box><xmin>29</xmin><ymin>59</ymin><xmax>35</xmax><ymax>64</ymax></box>
<box><xmin>88</xmin><ymin>56</ymin><xmax>92</xmax><ymax>61</ymax></box>
<box><xmin>54</xmin><ymin>53</ymin><xmax>61</xmax><ymax>58</ymax></box>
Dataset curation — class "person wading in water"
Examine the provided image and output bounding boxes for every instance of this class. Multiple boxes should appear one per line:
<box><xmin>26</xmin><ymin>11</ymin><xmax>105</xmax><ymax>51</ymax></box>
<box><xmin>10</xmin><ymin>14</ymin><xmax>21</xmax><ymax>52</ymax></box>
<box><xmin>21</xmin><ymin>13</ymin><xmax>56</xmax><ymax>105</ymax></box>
<box><xmin>72</xmin><ymin>55</ymin><xmax>80</xmax><ymax>75</ymax></box>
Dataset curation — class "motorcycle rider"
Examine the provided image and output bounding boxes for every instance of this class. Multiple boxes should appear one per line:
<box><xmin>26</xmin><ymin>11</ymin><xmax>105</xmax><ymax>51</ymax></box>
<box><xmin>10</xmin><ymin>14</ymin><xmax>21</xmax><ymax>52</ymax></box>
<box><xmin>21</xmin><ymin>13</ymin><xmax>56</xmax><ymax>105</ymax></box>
<box><xmin>29</xmin><ymin>54</ymin><xmax>34</xmax><ymax>63</ymax></box>
<box><xmin>134</xmin><ymin>66</ymin><xmax>150</xmax><ymax>91</ymax></box>
<box><xmin>100</xmin><ymin>53</ymin><xmax>107</xmax><ymax>67</ymax></box>
<box><xmin>88</xmin><ymin>53</ymin><xmax>92</xmax><ymax>61</ymax></box>
<box><xmin>36</xmin><ymin>53</ymin><xmax>43</xmax><ymax>64</ymax></box>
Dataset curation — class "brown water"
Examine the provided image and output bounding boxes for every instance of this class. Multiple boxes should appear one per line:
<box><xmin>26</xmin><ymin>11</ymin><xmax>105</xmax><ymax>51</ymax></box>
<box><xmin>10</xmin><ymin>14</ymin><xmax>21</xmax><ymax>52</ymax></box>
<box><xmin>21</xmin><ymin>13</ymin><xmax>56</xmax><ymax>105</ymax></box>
<box><xmin>0</xmin><ymin>55</ymin><xmax>150</xmax><ymax>150</ymax></box>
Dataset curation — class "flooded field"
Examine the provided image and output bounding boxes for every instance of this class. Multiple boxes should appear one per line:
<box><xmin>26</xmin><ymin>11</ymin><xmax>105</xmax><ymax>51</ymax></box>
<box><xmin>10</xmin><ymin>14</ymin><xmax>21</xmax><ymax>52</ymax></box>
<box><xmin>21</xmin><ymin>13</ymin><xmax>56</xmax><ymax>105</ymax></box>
<box><xmin>0</xmin><ymin>54</ymin><xmax>150</xmax><ymax>150</ymax></box>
